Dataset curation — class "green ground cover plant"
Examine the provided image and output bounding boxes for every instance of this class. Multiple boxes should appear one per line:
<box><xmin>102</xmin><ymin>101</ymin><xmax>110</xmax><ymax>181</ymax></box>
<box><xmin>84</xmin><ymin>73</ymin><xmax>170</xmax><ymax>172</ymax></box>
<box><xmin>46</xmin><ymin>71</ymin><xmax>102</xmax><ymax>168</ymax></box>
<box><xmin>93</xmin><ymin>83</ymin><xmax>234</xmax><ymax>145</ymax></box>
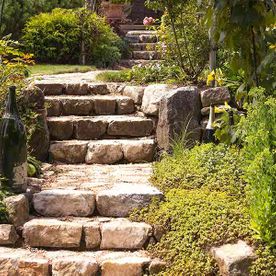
<box><xmin>131</xmin><ymin>143</ymin><xmax>276</xmax><ymax>275</ymax></box>
<box><xmin>23</xmin><ymin>8</ymin><xmax>124</xmax><ymax>67</ymax></box>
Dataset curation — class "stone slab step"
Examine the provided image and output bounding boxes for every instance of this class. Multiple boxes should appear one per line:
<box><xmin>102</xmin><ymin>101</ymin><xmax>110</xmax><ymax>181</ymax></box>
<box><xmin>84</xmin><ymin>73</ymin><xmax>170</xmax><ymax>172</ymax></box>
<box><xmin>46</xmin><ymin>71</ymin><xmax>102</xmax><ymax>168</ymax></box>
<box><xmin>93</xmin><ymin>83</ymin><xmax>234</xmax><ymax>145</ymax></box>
<box><xmin>23</xmin><ymin>217</ymin><xmax>153</xmax><ymax>250</ymax></box>
<box><xmin>41</xmin><ymin>163</ymin><xmax>154</xmax><ymax>192</ymax></box>
<box><xmin>126</xmin><ymin>30</ymin><xmax>157</xmax><ymax>36</ymax></box>
<box><xmin>125</xmin><ymin>34</ymin><xmax>158</xmax><ymax>44</ymax></box>
<box><xmin>120</xmin><ymin>24</ymin><xmax>146</xmax><ymax>31</ymax></box>
<box><xmin>47</xmin><ymin>115</ymin><xmax>154</xmax><ymax>140</ymax></box>
<box><xmin>120</xmin><ymin>59</ymin><xmax>160</xmax><ymax>68</ymax></box>
<box><xmin>0</xmin><ymin>247</ymin><xmax>161</xmax><ymax>275</ymax></box>
<box><xmin>130</xmin><ymin>43</ymin><xmax>157</xmax><ymax>51</ymax></box>
<box><xmin>35</xmin><ymin>82</ymin><xmax>113</xmax><ymax>96</ymax></box>
<box><xmin>49</xmin><ymin>139</ymin><xmax>156</xmax><ymax>164</ymax></box>
<box><xmin>132</xmin><ymin>51</ymin><xmax>160</xmax><ymax>60</ymax></box>
<box><xmin>45</xmin><ymin>95</ymin><xmax>135</xmax><ymax>116</ymax></box>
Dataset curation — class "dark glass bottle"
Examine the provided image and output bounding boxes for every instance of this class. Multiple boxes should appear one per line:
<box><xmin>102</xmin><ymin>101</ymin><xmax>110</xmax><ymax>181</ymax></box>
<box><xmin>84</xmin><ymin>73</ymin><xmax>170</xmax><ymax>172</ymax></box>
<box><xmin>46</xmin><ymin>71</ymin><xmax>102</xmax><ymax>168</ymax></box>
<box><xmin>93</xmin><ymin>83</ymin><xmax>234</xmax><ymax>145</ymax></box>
<box><xmin>204</xmin><ymin>105</ymin><xmax>215</xmax><ymax>143</ymax></box>
<box><xmin>0</xmin><ymin>86</ymin><xmax>27</xmax><ymax>192</ymax></box>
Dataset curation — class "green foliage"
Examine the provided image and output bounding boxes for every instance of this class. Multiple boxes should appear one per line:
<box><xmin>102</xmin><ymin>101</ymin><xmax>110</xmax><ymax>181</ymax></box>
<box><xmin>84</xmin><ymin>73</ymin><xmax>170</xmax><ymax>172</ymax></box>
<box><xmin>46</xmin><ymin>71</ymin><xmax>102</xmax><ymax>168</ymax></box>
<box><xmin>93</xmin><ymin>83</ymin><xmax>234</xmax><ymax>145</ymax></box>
<box><xmin>132</xmin><ymin>143</ymin><xmax>276</xmax><ymax>275</ymax></box>
<box><xmin>238</xmin><ymin>87</ymin><xmax>276</xmax><ymax>247</ymax></box>
<box><xmin>0</xmin><ymin>0</ymin><xmax>84</xmax><ymax>38</ymax></box>
<box><xmin>146</xmin><ymin>0</ymin><xmax>209</xmax><ymax>81</ymax></box>
<box><xmin>205</xmin><ymin>0</ymin><xmax>276</xmax><ymax>90</ymax></box>
<box><xmin>153</xmin><ymin>143</ymin><xmax>246</xmax><ymax>195</ymax></box>
<box><xmin>23</xmin><ymin>8</ymin><xmax>123</xmax><ymax>67</ymax></box>
<box><xmin>0</xmin><ymin>186</ymin><xmax>12</xmax><ymax>223</ymax></box>
<box><xmin>96</xmin><ymin>63</ymin><xmax>184</xmax><ymax>84</ymax></box>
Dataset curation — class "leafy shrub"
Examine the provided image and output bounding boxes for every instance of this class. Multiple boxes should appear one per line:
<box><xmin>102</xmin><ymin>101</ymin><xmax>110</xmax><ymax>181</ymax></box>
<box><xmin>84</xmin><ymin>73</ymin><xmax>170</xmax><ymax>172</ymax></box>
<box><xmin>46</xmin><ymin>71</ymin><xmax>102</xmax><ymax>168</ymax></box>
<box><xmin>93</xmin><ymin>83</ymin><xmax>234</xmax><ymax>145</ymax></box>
<box><xmin>146</xmin><ymin>0</ymin><xmax>209</xmax><ymax>81</ymax></box>
<box><xmin>132</xmin><ymin>143</ymin><xmax>276</xmax><ymax>275</ymax></box>
<box><xmin>23</xmin><ymin>8</ymin><xmax>123</xmax><ymax>67</ymax></box>
<box><xmin>238</xmin><ymin>87</ymin><xmax>276</xmax><ymax>247</ymax></box>
<box><xmin>0</xmin><ymin>0</ymin><xmax>84</xmax><ymax>39</ymax></box>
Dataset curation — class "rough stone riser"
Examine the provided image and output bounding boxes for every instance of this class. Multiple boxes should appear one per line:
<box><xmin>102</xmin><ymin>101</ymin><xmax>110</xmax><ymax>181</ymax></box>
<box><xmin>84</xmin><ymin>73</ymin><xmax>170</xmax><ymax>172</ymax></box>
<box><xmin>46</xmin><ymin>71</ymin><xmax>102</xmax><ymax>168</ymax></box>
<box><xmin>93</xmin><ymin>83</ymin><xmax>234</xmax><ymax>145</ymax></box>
<box><xmin>131</xmin><ymin>51</ymin><xmax>160</xmax><ymax>60</ymax></box>
<box><xmin>20</xmin><ymin>218</ymin><xmax>159</xmax><ymax>250</ymax></box>
<box><xmin>46</xmin><ymin>96</ymin><xmax>136</xmax><ymax>117</ymax></box>
<box><xmin>130</xmin><ymin>43</ymin><xmax>157</xmax><ymax>51</ymax></box>
<box><xmin>125</xmin><ymin>35</ymin><xmax>158</xmax><ymax>44</ymax></box>
<box><xmin>0</xmin><ymin>248</ymin><xmax>164</xmax><ymax>276</ymax></box>
<box><xmin>47</xmin><ymin>117</ymin><xmax>154</xmax><ymax>141</ymax></box>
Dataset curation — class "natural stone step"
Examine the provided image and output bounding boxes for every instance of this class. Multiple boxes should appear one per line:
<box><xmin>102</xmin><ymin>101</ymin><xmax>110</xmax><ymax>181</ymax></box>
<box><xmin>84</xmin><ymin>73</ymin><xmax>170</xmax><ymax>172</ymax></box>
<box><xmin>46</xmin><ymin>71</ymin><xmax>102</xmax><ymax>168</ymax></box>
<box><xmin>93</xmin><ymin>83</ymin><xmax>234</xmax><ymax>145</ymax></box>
<box><xmin>33</xmin><ymin>189</ymin><xmax>96</xmax><ymax>217</ymax></box>
<box><xmin>130</xmin><ymin>43</ymin><xmax>157</xmax><ymax>51</ymax></box>
<box><xmin>47</xmin><ymin>115</ymin><xmax>154</xmax><ymax>140</ymax></box>
<box><xmin>120</xmin><ymin>24</ymin><xmax>146</xmax><ymax>32</ymax></box>
<box><xmin>41</xmin><ymin>163</ymin><xmax>154</xmax><ymax>192</ymax></box>
<box><xmin>45</xmin><ymin>95</ymin><xmax>135</xmax><ymax>116</ymax></box>
<box><xmin>125</xmin><ymin>34</ymin><xmax>158</xmax><ymax>44</ymax></box>
<box><xmin>23</xmin><ymin>217</ymin><xmax>153</xmax><ymax>250</ymax></box>
<box><xmin>49</xmin><ymin>139</ymin><xmax>156</xmax><ymax>164</ymax></box>
<box><xmin>0</xmin><ymin>247</ymin><xmax>159</xmax><ymax>276</ymax></box>
<box><xmin>132</xmin><ymin>51</ymin><xmax>160</xmax><ymax>60</ymax></box>
<box><xmin>35</xmin><ymin>82</ymin><xmax>111</xmax><ymax>96</ymax></box>
<box><xmin>120</xmin><ymin>59</ymin><xmax>160</xmax><ymax>68</ymax></box>
<box><xmin>126</xmin><ymin>30</ymin><xmax>158</xmax><ymax>36</ymax></box>
<box><xmin>96</xmin><ymin>183</ymin><xmax>163</xmax><ymax>217</ymax></box>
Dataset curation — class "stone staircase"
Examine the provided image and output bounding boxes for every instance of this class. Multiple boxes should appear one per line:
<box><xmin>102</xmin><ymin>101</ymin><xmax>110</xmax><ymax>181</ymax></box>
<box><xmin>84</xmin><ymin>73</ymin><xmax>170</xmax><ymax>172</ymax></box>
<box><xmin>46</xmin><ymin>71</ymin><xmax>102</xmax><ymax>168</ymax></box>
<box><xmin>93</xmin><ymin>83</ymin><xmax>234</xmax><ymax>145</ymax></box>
<box><xmin>120</xmin><ymin>25</ymin><xmax>160</xmax><ymax>67</ymax></box>
<box><xmin>0</xmin><ymin>80</ymin><xmax>165</xmax><ymax>275</ymax></box>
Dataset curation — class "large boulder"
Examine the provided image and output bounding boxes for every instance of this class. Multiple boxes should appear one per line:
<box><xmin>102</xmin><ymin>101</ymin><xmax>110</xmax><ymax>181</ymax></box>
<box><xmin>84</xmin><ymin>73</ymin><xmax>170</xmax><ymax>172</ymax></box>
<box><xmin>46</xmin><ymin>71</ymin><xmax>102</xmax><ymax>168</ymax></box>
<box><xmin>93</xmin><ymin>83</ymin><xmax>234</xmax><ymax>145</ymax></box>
<box><xmin>141</xmin><ymin>84</ymin><xmax>174</xmax><ymax>116</ymax></box>
<box><xmin>156</xmin><ymin>87</ymin><xmax>201</xmax><ymax>151</ymax></box>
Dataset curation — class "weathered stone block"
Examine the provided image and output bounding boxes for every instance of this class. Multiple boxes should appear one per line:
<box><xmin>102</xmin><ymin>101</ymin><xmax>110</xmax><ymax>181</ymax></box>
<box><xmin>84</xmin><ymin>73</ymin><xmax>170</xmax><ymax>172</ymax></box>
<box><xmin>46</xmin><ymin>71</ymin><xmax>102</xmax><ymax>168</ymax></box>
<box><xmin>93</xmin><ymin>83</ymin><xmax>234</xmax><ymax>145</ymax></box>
<box><xmin>18</xmin><ymin>258</ymin><xmax>49</xmax><ymax>276</ymax></box>
<box><xmin>94</xmin><ymin>98</ymin><xmax>116</xmax><ymax>115</ymax></box>
<box><xmin>35</xmin><ymin>82</ymin><xmax>65</xmax><ymax>96</ymax></box>
<box><xmin>49</xmin><ymin>141</ymin><xmax>88</xmax><ymax>164</ymax></box>
<box><xmin>48</xmin><ymin>118</ymin><xmax>74</xmax><ymax>140</ymax></box>
<box><xmin>96</xmin><ymin>183</ymin><xmax>163</xmax><ymax>217</ymax></box>
<box><xmin>4</xmin><ymin>194</ymin><xmax>29</xmax><ymax>227</ymax></box>
<box><xmin>0</xmin><ymin>224</ymin><xmax>18</xmax><ymax>245</ymax></box>
<box><xmin>65</xmin><ymin>83</ymin><xmax>88</xmax><ymax>95</ymax></box>
<box><xmin>88</xmin><ymin>84</ymin><xmax>109</xmax><ymax>95</ymax></box>
<box><xmin>23</xmin><ymin>219</ymin><xmax>82</xmax><ymax>248</ymax></box>
<box><xmin>156</xmin><ymin>86</ymin><xmax>201</xmax><ymax>151</ymax></box>
<box><xmin>46</xmin><ymin>99</ymin><xmax>62</xmax><ymax>116</ymax></box>
<box><xmin>201</xmin><ymin>87</ymin><xmax>231</xmax><ymax>107</ymax></box>
<box><xmin>28</xmin><ymin>109</ymin><xmax>50</xmax><ymax>161</ymax></box>
<box><xmin>33</xmin><ymin>189</ymin><xmax>95</xmax><ymax>217</ymax></box>
<box><xmin>122</xmin><ymin>140</ymin><xmax>155</xmax><ymax>163</ymax></box>
<box><xmin>52</xmin><ymin>256</ymin><xmax>98</xmax><ymax>276</ymax></box>
<box><xmin>149</xmin><ymin>259</ymin><xmax>166</xmax><ymax>275</ymax></box>
<box><xmin>117</xmin><ymin>97</ymin><xmax>135</xmax><ymax>115</ymax></box>
<box><xmin>74</xmin><ymin>119</ymin><xmax>107</xmax><ymax>140</ymax></box>
<box><xmin>211</xmin><ymin>240</ymin><xmax>256</xmax><ymax>276</ymax></box>
<box><xmin>61</xmin><ymin>98</ymin><xmax>93</xmax><ymax>116</ymax></box>
<box><xmin>123</xmin><ymin>86</ymin><xmax>145</xmax><ymax>105</ymax></box>
<box><xmin>100</xmin><ymin>219</ymin><xmax>152</xmax><ymax>250</ymax></box>
<box><xmin>85</xmin><ymin>142</ymin><xmax>123</xmax><ymax>164</ymax></box>
<box><xmin>141</xmin><ymin>84</ymin><xmax>173</xmax><ymax>116</ymax></box>
<box><xmin>107</xmin><ymin>118</ymin><xmax>153</xmax><ymax>137</ymax></box>
<box><xmin>83</xmin><ymin>221</ymin><xmax>101</xmax><ymax>249</ymax></box>
<box><xmin>101</xmin><ymin>257</ymin><xmax>150</xmax><ymax>276</ymax></box>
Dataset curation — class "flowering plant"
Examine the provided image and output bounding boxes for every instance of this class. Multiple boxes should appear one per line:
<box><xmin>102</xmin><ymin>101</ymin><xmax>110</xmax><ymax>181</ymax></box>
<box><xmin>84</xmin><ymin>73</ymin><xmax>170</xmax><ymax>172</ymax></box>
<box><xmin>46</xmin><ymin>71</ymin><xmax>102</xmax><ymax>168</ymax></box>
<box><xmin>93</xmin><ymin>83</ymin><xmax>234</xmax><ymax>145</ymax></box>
<box><xmin>143</xmin><ymin>17</ymin><xmax>155</xmax><ymax>26</ymax></box>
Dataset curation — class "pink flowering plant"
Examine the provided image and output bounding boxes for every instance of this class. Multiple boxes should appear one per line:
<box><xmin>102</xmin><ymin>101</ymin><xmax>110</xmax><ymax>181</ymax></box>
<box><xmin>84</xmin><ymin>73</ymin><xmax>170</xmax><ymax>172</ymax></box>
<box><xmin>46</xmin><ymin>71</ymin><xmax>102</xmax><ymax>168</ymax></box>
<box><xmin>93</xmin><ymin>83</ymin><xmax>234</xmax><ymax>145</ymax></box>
<box><xmin>143</xmin><ymin>16</ymin><xmax>155</xmax><ymax>26</ymax></box>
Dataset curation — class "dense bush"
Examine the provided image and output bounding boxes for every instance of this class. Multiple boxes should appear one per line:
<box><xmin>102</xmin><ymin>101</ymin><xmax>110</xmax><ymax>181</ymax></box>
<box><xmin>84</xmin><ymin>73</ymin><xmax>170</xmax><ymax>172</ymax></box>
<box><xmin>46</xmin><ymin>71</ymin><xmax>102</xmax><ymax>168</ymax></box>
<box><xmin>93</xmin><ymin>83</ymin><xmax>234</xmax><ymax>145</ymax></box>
<box><xmin>23</xmin><ymin>8</ymin><xmax>123</xmax><ymax>67</ymax></box>
<box><xmin>238</xmin><ymin>87</ymin><xmax>276</xmax><ymax>247</ymax></box>
<box><xmin>0</xmin><ymin>0</ymin><xmax>84</xmax><ymax>38</ymax></box>
<box><xmin>132</xmin><ymin>143</ymin><xmax>276</xmax><ymax>275</ymax></box>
